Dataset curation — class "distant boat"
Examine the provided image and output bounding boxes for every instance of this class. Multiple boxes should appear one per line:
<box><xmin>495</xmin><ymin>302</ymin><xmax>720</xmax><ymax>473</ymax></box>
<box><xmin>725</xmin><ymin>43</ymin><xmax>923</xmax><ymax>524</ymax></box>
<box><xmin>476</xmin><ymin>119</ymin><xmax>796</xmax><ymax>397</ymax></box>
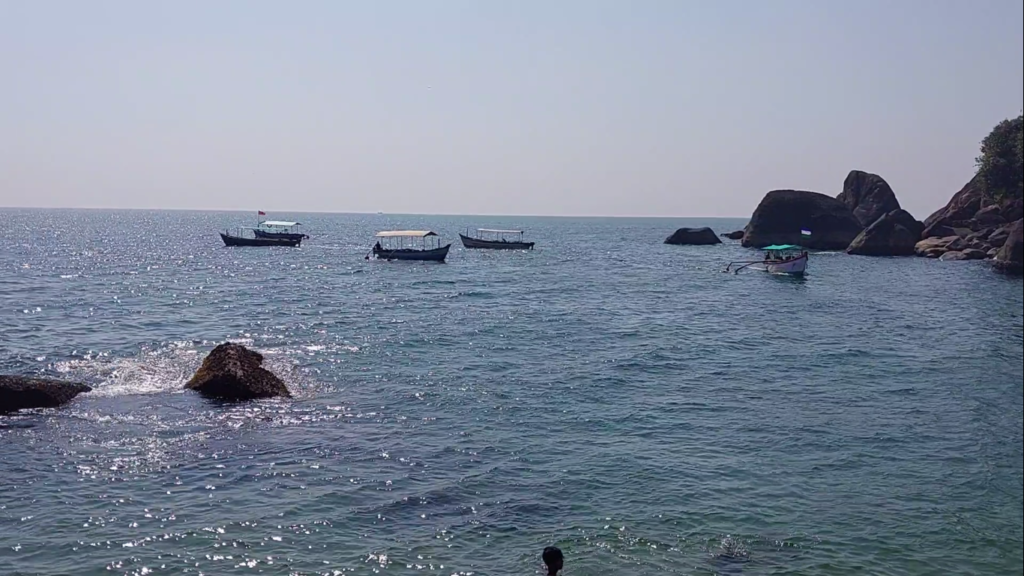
<box><xmin>459</xmin><ymin>228</ymin><xmax>535</xmax><ymax>250</ymax></box>
<box><xmin>725</xmin><ymin>244</ymin><xmax>808</xmax><ymax>275</ymax></box>
<box><xmin>369</xmin><ymin>230</ymin><xmax>451</xmax><ymax>262</ymax></box>
<box><xmin>220</xmin><ymin>228</ymin><xmax>302</xmax><ymax>247</ymax></box>
<box><xmin>252</xmin><ymin>220</ymin><xmax>309</xmax><ymax>242</ymax></box>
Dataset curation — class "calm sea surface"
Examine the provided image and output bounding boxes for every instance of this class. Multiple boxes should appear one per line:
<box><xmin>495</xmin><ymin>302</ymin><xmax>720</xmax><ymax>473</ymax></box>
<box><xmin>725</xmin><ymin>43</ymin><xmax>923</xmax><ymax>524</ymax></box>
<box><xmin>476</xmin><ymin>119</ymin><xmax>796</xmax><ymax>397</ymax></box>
<box><xmin>1</xmin><ymin>209</ymin><xmax>1021</xmax><ymax>576</ymax></box>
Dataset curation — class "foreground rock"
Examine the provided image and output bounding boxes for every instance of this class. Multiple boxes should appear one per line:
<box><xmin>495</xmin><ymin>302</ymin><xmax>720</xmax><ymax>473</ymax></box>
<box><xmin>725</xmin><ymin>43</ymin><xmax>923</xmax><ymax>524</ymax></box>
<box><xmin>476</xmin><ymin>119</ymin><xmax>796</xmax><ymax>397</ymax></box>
<box><xmin>742</xmin><ymin>189</ymin><xmax>863</xmax><ymax>250</ymax></box>
<box><xmin>721</xmin><ymin>230</ymin><xmax>744</xmax><ymax>240</ymax></box>
<box><xmin>992</xmin><ymin>219</ymin><xmax>1023</xmax><ymax>274</ymax></box>
<box><xmin>924</xmin><ymin>174</ymin><xmax>1023</xmax><ymax>235</ymax></box>
<box><xmin>847</xmin><ymin>209</ymin><xmax>921</xmax><ymax>256</ymax></box>
<box><xmin>664</xmin><ymin>227</ymin><xmax>722</xmax><ymax>245</ymax></box>
<box><xmin>836</xmin><ymin>170</ymin><xmax>903</xmax><ymax>228</ymax></box>
<box><xmin>185</xmin><ymin>343</ymin><xmax>291</xmax><ymax>400</ymax></box>
<box><xmin>0</xmin><ymin>376</ymin><xmax>91</xmax><ymax>414</ymax></box>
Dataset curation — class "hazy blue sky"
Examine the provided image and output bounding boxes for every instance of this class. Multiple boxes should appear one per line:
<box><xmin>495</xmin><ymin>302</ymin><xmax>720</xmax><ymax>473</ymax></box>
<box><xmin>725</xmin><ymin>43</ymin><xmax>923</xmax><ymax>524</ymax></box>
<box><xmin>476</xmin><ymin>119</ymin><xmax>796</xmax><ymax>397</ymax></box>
<box><xmin>1</xmin><ymin>1</ymin><xmax>1022</xmax><ymax>218</ymax></box>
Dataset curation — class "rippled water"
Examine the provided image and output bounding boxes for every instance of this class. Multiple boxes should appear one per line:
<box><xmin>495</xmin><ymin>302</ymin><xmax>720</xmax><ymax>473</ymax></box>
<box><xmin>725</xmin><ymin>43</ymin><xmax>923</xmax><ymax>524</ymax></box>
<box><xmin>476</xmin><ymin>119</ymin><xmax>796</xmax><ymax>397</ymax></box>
<box><xmin>1</xmin><ymin>208</ymin><xmax>1021</xmax><ymax>575</ymax></box>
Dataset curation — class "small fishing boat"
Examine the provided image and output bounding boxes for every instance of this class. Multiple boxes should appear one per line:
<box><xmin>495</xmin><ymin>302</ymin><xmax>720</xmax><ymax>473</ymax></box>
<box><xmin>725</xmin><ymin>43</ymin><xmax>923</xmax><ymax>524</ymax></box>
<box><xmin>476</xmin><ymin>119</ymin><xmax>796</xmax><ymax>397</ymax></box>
<box><xmin>459</xmin><ymin>228</ymin><xmax>535</xmax><ymax>250</ymax></box>
<box><xmin>368</xmin><ymin>230</ymin><xmax>451</xmax><ymax>262</ymax></box>
<box><xmin>725</xmin><ymin>244</ymin><xmax>808</xmax><ymax>275</ymax></box>
<box><xmin>252</xmin><ymin>220</ymin><xmax>309</xmax><ymax>242</ymax></box>
<box><xmin>220</xmin><ymin>228</ymin><xmax>303</xmax><ymax>247</ymax></box>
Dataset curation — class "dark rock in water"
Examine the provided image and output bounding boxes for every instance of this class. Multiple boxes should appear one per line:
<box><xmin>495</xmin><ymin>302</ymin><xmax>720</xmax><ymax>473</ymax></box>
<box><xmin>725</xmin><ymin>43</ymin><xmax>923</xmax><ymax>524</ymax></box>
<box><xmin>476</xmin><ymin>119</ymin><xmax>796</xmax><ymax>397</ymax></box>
<box><xmin>185</xmin><ymin>343</ymin><xmax>291</xmax><ymax>400</ymax></box>
<box><xmin>992</xmin><ymin>219</ymin><xmax>1023</xmax><ymax>274</ymax></box>
<box><xmin>846</xmin><ymin>209</ymin><xmax>920</xmax><ymax>256</ymax></box>
<box><xmin>961</xmin><ymin>248</ymin><xmax>989</xmax><ymax>260</ymax></box>
<box><xmin>987</xmin><ymin>247</ymin><xmax>1000</xmax><ymax>258</ymax></box>
<box><xmin>921</xmin><ymin>222</ymin><xmax>956</xmax><ymax>240</ymax></box>
<box><xmin>939</xmin><ymin>251</ymin><xmax>969</xmax><ymax>261</ymax></box>
<box><xmin>721</xmin><ymin>230</ymin><xmax>745</xmax><ymax>240</ymax></box>
<box><xmin>836</xmin><ymin>170</ymin><xmax>903</xmax><ymax>227</ymax></box>
<box><xmin>664</xmin><ymin>227</ymin><xmax>722</xmax><ymax>245</ymax></box>
<box><xmin>0</xmin><ymin>376</ymin><xmax>91</xmax><ymax>414</ymax></box>
<box><xmin>742</xmin><ymin>189</ymin><xmax>862</xmax><ymax>250</ymax></box>
<box><xmin>924</xmin><ymin>248</ymin><xmax>946</xmax><ymax>258</ymax></box>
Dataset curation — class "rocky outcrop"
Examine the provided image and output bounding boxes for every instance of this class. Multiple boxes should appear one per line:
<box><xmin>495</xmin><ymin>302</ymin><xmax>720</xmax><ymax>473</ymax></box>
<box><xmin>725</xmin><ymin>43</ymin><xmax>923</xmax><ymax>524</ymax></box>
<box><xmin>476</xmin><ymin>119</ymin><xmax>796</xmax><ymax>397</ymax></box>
<box><xmin>847</xmin><ymin>209</ymin><xmax>921</xmax><ymax>256</ymax></box>
<box><xmin>914</xmin><ymin>236</ymin><xmax>959</xmax><ymax>257</ymax></box>
<box><xmin>185</xmin><ymin>343</ymin><xmax>291</xmax><ymax>400</ymax></box>
<box><xmin>742</xmin><ymin>190</ymin><xmax>863</xmax><ymax>250</ymax></box>
<box><xmin>992</xmin><ymin>219</ymin><xmax>1023</xmax><ymax>274</ymax></box>
<box><xmin>837</xmin><ymin>170</ymin><xmax>902</xmax><ymax>227</ymax></box>
<box><xmin>664</xmin><ymin>227</ymin><xmax>722</xmax><ymax>245</ymax></box>
<box><xmin>924</xmin><ymin>173</ymin><xmax>1020</xmax><ymax>235</ymax></box>
<box><xmin>721</xmin><ymin>230</ymin><xmax>745</xmax><ymax>240</ymax></box>
<box><xmin>1</xmin><ymin>376</ymin><xmax>91</xmax><ymax>414</ymax></box>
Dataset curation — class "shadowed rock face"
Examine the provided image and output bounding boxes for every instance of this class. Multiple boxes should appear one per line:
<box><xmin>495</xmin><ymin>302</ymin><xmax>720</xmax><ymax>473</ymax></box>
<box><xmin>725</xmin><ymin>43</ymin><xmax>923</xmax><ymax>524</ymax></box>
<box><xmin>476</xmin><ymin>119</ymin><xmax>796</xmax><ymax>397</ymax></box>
<box><xmin>0</xmin><ymin>376</ymin><xmax>92</xmax><ymax>414</ymax></box>
<box><xmin>993</xmin><ymin>219</ymin><xmax>1023</xmax><ymax>274</ymax></box>
<box><xmin>837</xmin><ymin>170</ymin><xmax>902</xmax><ymax>228</ymax></box>
<box><xmin>847</xmin><ymin>209</ymin><xmax>921</xmax><ymax>256</ymax></box>
<box><xmin>185</xmin><ymin>343</ymin><xmax>291</xmax><ymax>400</ymax></box>
<box><xmin>664</xmin><ymin>227</ymin><xmax>722</xmax><ymax>245</ymax></box>
<box><xmin>742</xmin><ymin>189</ymin><xmax>862</xmax><ymax>250</ymax></box>
<box><xmin>721</xmin><ymin>230</ymin><xmax>745</xmax><ymax>240</ymax></box>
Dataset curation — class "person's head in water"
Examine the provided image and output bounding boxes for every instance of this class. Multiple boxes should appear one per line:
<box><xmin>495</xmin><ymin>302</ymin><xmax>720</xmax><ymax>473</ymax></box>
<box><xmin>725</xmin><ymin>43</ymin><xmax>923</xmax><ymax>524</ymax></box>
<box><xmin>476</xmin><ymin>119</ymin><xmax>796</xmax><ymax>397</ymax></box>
<box><xmin>542</xmin><ymin>546</ymin><xmax>563</xmax><ymax>575</ymax></box>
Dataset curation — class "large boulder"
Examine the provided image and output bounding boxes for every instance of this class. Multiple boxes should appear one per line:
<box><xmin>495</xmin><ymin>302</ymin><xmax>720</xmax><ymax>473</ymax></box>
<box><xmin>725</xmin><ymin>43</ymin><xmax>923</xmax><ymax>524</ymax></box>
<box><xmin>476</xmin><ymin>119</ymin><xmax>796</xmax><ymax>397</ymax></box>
<box><xmin>921</xmin><ymin>222</ymin><xmax>956</xmax><ymax>240</ymax></box>
<box><xmin>847</xmin><ymin>209</ymin><xmax>921</xmax><ymax>256</ymax></box>
<box><xmin>914</xmin><ymin>235</ymin><xmax>959</xmax><ymax>255</ymax></box>
<box><xmin>664</xmin><ymin>227</ymin><xmax>722</xmax><ymax>245</ymax></box>
<box><xmin>992</xmin><ymin>219</ymin><xmax>1023</xmax><ymax>274</ymax></box>
<box><xmin>185</xmin><ymin>343</ymin><xmax>291</xmax><ymax>400</ymax></box>
<box><xmin>836</xmin><ymin>170</ymin><xmax>902</xmax><ymax>227</ymax></box>
<box><xmin>987</xmin><ymin>224</ymin><xmax>1013</xmax><ymax>248</ymax></box>
<box><xmin>742</xmin><ymin>189</ymin><xmax>863</xmax><ymax>250</ymax></box>
<box><xmin>721</xmin><ymin>230</ymin><xmax>745</xmax><ymax>240</ymax></box>
<box><xmin>924</xmin><ymin>173</ymin><xmax>987</xmax><ymax>229</ymax></box>
<box><xmin>1</xmin><ymin>376</ymin><xmax>91</xmax><ymax>414</ymax></box>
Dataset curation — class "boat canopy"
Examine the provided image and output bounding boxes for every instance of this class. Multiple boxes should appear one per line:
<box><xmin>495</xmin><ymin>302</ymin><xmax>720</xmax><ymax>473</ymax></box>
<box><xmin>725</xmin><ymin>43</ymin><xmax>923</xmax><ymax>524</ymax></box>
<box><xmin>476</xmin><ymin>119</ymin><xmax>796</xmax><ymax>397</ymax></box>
<box><xmin>260</xmin><ymin>221</ymin><xmax>300</xmax><ymax>227</ymax></box>
<box><xmin>477</xmin><ymin>228</ymin><xmax>523</xmax><ymax>234</ymax></box>
<box><xmin>762</xmin><ymin>244</ymin><xmax>802</xmax><ymax>251</ymax></box>
<box><xmin>375</xmin><ymin>230</ymin><xmax>438</xmax><ymax>238</ymax></box>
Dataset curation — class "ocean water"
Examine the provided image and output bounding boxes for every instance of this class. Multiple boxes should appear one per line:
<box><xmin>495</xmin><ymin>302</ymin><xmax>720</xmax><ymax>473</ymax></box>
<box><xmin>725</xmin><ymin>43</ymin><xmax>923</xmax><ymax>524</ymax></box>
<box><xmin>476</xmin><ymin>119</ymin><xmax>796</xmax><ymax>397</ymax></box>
<box><xmin>1</xmin><ymin>208</ymin><xmax>1021</xmax><ymax>576</ymax></box>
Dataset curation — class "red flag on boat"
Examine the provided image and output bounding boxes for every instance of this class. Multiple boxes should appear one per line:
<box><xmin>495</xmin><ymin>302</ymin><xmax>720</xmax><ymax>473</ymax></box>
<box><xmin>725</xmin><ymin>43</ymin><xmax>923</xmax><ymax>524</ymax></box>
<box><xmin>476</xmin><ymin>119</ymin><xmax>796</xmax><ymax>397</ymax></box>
<box><xmin>258</xmin><ymin>211</ymin><xmax>266</xmax><ymax>216</ymax></box>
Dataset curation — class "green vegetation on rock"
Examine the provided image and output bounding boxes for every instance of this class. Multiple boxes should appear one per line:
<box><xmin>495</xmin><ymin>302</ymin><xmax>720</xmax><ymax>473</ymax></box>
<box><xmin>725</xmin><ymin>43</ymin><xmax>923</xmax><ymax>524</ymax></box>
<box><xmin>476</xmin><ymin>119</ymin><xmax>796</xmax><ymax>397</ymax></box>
<box><xmin>975</xmin><ymin>113</ymin><xmax>1023</xmax><ymax>201</ymax></box>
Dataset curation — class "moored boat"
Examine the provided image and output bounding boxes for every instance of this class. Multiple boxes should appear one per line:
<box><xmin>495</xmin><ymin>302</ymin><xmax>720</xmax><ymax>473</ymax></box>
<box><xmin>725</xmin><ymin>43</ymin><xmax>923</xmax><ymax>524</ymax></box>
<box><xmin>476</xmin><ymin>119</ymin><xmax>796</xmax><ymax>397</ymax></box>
<box><xmin>252</xmin><ymin>220</ymin><xmax>308</xmax><ymax>242</ymax></box>
<box><xmin>368</xmin><ymin>230</ymin><xmax>451</xmax><ymax>262</ymax></box>
<box><xmin>220</xmin><ymin>229</ymin><xmax>303</xmax><ymax>247</ymax></box>
<box><xmin>459</xmin><ymin>228</ymin><xmax>535</xmax><ymax>250</ymax></box>
<box><xmin>725</xmin><ymin>244</ymin><xmax>808</xmax><ymax>275</ymax></box>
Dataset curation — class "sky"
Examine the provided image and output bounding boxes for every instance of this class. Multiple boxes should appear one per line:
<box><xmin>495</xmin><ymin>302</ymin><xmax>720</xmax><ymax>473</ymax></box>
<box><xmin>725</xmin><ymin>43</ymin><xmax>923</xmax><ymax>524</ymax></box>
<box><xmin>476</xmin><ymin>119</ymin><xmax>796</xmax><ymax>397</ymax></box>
<box><xmin>1</xmin><ymin>1</ymin><xmax>1022</xmax><ymax>218</ymax></box>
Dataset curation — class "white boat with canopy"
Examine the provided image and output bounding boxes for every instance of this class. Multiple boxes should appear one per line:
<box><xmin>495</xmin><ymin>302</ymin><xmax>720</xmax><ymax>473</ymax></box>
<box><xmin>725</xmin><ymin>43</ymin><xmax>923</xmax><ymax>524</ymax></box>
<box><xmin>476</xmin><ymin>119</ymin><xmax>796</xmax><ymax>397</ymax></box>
<box><xmin>368</xmin><ymin>230</ymin><xmax>451</xmax><ymax>262</ymax></box>
<box><xmin>725</xmin><ymin>244</ymin><xmax>808</xmax><ymax>275</ymax></box>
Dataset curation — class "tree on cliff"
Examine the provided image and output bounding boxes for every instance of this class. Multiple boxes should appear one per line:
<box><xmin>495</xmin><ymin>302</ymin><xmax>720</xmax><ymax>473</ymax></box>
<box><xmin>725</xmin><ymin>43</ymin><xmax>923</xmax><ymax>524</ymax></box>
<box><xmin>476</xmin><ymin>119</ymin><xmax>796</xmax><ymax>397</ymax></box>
<box><xmin>975</xmin><ymin>113</ymin><xmax>1023</xmax><ymax>201</ymax></box>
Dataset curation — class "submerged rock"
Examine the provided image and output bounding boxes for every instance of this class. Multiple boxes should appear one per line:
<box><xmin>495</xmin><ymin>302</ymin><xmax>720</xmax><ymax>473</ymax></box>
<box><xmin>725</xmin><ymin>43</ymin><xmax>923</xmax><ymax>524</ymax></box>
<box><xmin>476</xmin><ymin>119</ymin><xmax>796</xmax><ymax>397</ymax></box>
<box><xmin>664</xmin><ymin>227</ymin><xmax>722</xmax><ymax>245</ymax></box>
<box><xmin>0</xmin><ymin>376</ymin><xmax>91</xmax><ymax>414</ymax></box>
<box><xmin>836</xmin><ymin>170</ymin><xmax>903</xmax><ymax>228</ymax></box>
<box><xmin>742</xmin><ymin>189</ymin><xmax>862</xmax><ymax>250</ymax></box>
<box><xmin>846</xmin><ymin>209</ymin><xmax>921</xmax><ymax>256</ymax></box>
<box><xmin>185</xmin><ymin>343</ymin><xmax>291</xmax><ymax>400</ymax></box>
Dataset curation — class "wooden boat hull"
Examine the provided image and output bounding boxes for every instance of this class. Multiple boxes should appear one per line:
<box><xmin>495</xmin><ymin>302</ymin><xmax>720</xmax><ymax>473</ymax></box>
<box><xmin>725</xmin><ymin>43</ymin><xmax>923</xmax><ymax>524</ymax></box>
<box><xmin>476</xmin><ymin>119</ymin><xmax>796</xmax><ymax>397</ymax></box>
<box><xmin>220</xmin><ymin>233</ymin><xmax>301</xmax><ymax>247</ymax></box>
<box><xmin>764</xmin><ymin>254</ymin><xmax>807</xmax><ymax>275</ymax></box>
<box><xmin>253</xmin><ymin>230</ymin><xmax>309</xmax><ymax>241</ymax></box>
<box><xmin>373</xmin><ymin>243</ymin><xmax>451</xmax><ymax>262</ymax></box>
<box><xmin>459</xmin><ymin>234</ymin><xmax>534</xmax><ymax>250</ymax></box>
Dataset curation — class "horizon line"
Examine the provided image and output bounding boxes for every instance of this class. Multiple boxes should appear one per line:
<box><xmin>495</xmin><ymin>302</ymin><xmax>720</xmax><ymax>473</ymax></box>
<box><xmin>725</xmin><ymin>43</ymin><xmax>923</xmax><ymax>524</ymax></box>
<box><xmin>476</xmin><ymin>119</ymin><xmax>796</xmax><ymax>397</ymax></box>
<box><xmin>0</xmin><ymin>205</ymin><xmax>750</xmax><ymax>220</ymax></box>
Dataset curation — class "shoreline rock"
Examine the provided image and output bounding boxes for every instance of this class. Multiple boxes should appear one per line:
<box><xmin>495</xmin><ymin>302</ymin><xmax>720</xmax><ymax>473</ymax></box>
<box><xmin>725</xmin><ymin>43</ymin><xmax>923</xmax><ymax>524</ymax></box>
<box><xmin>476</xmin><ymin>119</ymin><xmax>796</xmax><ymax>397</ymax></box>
<box><xmin>1</xmin><ymin>376</ymin><xmax>92</xmax><ymax>414</ymax></box>
<box><xmin>721</xmin><ymin>230</ymin><xmax>744</xmax><ymax>240</ymax></box>
<box><xmin>847</xmin><ymin>209</ymin><xmax>921</xmax><ymax>256</ymax></box>
<box><xmin>837</xmin><ymin>170</ymin><xmax>903</xmax><ymax>228</ymax></box>
<box><xmin>664</xmin><ymin>227</ymin><xmax>722</xmax><ymax>245</ymax></box>
<box><xmin>185</xmin><ymin>343</ymin><xmax>291</xmax><ymax>400</ymax></box>
<box><xmin>992</xmin><ymin>219</ymin><xmax>1023</xmax><ymax>274</ymax></box>
<box><xmin>742</xmin><ymin>189</ymin><xmax>862</xmax><ymax>250</ymax></box>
